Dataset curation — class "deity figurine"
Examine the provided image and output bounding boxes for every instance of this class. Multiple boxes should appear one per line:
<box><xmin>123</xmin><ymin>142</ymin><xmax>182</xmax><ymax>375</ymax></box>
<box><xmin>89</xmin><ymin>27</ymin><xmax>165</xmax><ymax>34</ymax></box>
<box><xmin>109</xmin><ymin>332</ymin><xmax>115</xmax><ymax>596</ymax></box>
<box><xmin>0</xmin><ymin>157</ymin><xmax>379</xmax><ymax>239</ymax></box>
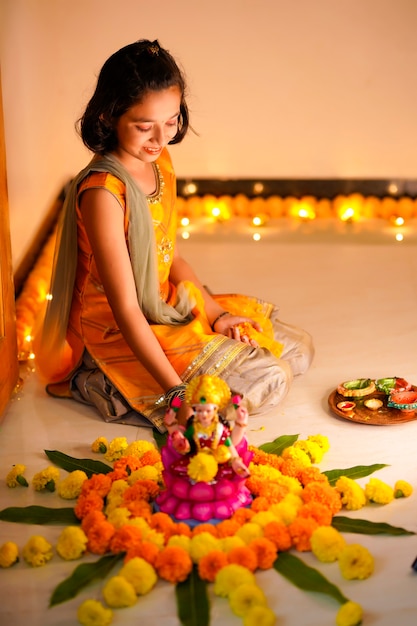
<box><xmin>156</xmin><ymin>375</ymin><xmax>254</xmax><ymax>523</ymax></box>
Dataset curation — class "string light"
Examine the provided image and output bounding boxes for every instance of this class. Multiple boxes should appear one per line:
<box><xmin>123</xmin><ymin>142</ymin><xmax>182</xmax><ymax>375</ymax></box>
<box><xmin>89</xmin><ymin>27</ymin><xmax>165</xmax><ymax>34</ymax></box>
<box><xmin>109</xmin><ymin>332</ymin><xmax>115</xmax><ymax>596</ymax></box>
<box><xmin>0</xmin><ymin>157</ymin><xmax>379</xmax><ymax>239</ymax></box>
<box><xmin>339</xmin><ymin>207</ymin><xmax>355</xmax><ymax>222</ymax></box>
<box><xmin>181</xmin><ymin>231</ymin><xmax>190</xmax><ymax>240</ymax></box>
<box><xmin>180</xmin><ymin>217</ymin><xmax>190</xmax><ymax>227</ymax></box>
<box><xmin>253</xmin><ymin>232</ymin><xmax>262</xmax><ymax>241</ymax></box>
<box><xmin>395</xmin><ymin>233</ymin><xmax>404</xmax><ymax>242</ymax></box>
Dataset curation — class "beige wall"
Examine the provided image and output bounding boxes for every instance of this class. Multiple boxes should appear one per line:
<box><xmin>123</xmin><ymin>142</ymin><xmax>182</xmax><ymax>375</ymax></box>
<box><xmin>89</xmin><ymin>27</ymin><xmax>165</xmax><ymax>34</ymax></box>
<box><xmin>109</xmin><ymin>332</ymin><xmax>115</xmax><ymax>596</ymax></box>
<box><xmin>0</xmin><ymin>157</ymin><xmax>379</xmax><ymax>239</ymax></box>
<box><xmin>1</xmin><ymin>0</ymin><xmax>417</xmax><ymax>268</ymax></box>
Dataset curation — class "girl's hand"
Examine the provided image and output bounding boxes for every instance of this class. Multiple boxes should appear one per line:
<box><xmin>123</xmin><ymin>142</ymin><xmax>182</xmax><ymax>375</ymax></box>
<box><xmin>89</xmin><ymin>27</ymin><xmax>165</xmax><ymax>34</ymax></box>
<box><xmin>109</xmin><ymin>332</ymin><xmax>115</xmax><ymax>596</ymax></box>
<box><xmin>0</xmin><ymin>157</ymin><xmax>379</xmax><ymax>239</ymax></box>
<box><xmin>212</xmin><ymin>313</ymin><xmax>261</xmax><ymax>347</ymax></box>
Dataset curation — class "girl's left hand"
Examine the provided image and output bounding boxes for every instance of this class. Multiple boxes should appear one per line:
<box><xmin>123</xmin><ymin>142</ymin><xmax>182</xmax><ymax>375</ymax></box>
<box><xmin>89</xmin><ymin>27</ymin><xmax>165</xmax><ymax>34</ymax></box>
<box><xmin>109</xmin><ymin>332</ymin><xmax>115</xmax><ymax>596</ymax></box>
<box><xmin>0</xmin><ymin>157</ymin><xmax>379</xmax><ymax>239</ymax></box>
<box><xmin>213</xmin><ymin>313</ymin><xmax>261</xmax><ymax>347</ymax></box>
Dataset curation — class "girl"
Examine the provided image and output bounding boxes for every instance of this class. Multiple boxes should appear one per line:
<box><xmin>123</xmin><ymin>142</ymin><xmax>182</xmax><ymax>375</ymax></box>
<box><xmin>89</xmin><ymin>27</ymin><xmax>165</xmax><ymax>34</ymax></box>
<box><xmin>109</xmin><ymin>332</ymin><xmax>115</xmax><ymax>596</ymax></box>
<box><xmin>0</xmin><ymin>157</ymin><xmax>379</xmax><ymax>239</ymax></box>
<box><xmin>36</xmin><ymin>39</ymin><xmax>314</xmax><ymax>432</ymax></box>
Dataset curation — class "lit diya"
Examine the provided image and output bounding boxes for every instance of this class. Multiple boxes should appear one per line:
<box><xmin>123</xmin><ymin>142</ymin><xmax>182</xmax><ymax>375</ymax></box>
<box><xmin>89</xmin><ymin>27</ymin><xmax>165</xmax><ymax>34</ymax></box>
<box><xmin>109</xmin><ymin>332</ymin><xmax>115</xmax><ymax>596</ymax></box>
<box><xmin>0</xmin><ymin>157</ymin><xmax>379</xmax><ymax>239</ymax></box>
<box><xmin>387</xmin><ymin>390</ymin><xmax>417</xmax><ymax>414</ymax></box>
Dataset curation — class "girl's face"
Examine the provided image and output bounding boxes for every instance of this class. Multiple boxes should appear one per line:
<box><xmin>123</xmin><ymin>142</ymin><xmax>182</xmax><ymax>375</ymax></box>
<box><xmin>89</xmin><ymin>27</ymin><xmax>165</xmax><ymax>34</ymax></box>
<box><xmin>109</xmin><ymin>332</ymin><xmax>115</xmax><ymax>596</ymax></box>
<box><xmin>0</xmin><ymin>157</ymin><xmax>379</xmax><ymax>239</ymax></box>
<box><xmin>113</xmin><ymin>86</ymin><xmax>181</xmax><ymax>163</ymax></box>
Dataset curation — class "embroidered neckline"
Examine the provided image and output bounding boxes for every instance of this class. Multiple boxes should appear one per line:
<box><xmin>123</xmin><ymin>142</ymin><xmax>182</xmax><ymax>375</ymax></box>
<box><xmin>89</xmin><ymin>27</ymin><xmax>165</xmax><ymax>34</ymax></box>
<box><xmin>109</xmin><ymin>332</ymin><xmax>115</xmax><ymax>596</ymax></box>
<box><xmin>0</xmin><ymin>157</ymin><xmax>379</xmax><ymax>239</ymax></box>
<box><xmin>147</xmin><ymin>162</ymin><xmax>165</xmax><ymax>204</ymax></box>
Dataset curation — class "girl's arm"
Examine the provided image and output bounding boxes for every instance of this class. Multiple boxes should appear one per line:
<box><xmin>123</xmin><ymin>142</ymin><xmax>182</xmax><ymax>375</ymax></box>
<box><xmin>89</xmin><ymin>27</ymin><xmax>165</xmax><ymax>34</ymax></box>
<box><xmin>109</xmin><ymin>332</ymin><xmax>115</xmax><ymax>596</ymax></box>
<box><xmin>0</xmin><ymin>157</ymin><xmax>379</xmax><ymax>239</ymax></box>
<box><xmin>79</xmin><ymin>188</ymin><xmax>186</xmax><ymax>395</ymax></box>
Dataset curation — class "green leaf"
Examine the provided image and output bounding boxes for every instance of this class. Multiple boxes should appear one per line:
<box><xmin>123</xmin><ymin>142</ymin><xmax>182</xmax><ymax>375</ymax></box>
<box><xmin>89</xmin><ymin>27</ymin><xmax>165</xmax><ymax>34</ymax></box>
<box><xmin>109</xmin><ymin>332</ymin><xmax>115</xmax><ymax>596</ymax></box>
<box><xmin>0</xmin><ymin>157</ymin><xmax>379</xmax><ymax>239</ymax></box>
<box><xmin>0</xmin><ymin>505</ymin><xmax>78</xmax><ymax>525</ymax></box>
<box><xmin>153</xmin><ymin>427</ymin><xmax>168</xmax><ymax>451</ymax></box>
<box><xmin>50</xmin><ymin>553</ymin><xmax>124</xmax><ymax>606</ymax></box>
<box><xmin>258</xmin><ymin>434</ymin><xmax>299</xmax><ymax>456</ymax></box>
<box><xmin>273</xmin><ymin>552</ymin><xmax>348</xmax><ymax>605</ymax></box>
<box><xmin>323</xmin><ymin>464</ymin><xmax>388</xmax><ymax>486</ymax></box>
<box><xmin>176</xmin><ymin>566</ymin><xmax>210</xmax><ymax>626</ymax></box>
<box><xmin>44</xmin><ymin>450</ymin><xmax>112</xmax><ymax>477</ymax></box>
<box><xmin>332</xmin><ymin>516</ymin><xmax>415</xmax><ymax>536</ymax></box>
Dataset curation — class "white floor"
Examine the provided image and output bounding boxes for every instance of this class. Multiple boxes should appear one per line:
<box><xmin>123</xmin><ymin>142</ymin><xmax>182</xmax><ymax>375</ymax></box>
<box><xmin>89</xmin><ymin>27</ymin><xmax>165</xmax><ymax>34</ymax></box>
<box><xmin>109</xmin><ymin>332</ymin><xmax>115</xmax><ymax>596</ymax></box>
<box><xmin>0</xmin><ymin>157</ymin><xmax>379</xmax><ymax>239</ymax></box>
<box><xmin>1</xmin><ymin>218</ymin><xmax>417</xmax><ymax>626</ymax></box>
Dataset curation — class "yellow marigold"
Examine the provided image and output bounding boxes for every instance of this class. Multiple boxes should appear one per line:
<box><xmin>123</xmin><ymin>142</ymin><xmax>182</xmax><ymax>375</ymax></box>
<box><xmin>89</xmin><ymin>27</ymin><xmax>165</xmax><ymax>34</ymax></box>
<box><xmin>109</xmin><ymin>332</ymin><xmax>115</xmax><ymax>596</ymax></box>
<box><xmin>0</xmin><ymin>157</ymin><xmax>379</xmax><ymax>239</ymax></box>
<box><xmin>268</xmin><ymin>501</ymin><xmax>299</xmax><ymax>526</ymax></box>
<box><xmin>336</xmin><ymin>601</ymin><xmax>363</xmax><ymax>626</ymax></box>
<box><xmin>119</xmin><ymin>556</ymin><xmax>158</xmax><ymax>595</ymax></box>
<box><xmin>338</xmin><ymin>544</ymin><xmax>374</xmax><ymax>580</ymax></box>
<box><xmin>307</xmin><ymin>434</ymin><xmax>330</xmax><ymax>453</ymax></box>
<box><xmin>281</xmin><ymin>446</ymin><xmax>311</xmax><ymax>467</ymax></box>
<box><xmin>190</xmin><ymin>532</ymin><xmax>221</xmax><ymax>563</ymax></box>
<box><xmin>56</xmin><ymin>526</ymin><xmax>88</xmax><ymax>560</ymax></box>
<box><xmin>221</xmin><ymin>536</ymin><xmax>246</xmax><ymax>553</ymax></box>
<box><xmin>124</xmin><ymin>439</ymin><xmax>157</xmax><ymax>459</ymax></box>
<box><xmin>91</xmin><ymin>437</ymin><xmax>108</xmax><ymax>454</ymax></box>
<box><xmin>6</xmin><ymin>463</ymin><xmax>28</xmax><ymax>487</ymax></box>
<box><xmin>107</xmin><ymin>478</ymin><xmax>129</xmax><ymax>500</ymax></box>
<box><xmin>102</xmin><ymin>575</ymin><xmax>137</xmax><ymax>608</ymax></box>
<box><xmin>128</xmin><ymin>465</ymin><xmax>159</xmax><ymax>484</ymax></box>
<box><xmin>214</xmin><ymin>563</ymin><xmax>256</xmax><ymax>597</ymax></box>
<box><xmin>77</xmin><ymin>599</ymin><xmax>113</xmax><ymax>626</ymax></box>
<box><xmin>106</xmin><ymin>507</ymin><xmax>132</xmax><ymax>529</ymax></box>
<box><xmin>335</xmin><ymin>476</ymin><xmax>367</xmax><ymax>510</ymax></box>
<box><xmin>0</xmin><ymin>541</ymin><xmax>19</xmax><ymax>567</ymax></box>
<box><xmin>294</xmin><ymin>439</ymin><xmax>324</xmax><ymax>464</ymax></box>
<box><xmin>243</xmin><ymin>605</ymin><xmax>276</xmax><ymax>626</ymax></box>
<box><xmin>275</xmin><ymin>474</ymin><xmax>303</xmax><ymax>496</ymax></box>
<box><xmin>229</xmin><ymin>583</ymin><xmax>267</xmax><ymax>617</ymax></box>
<box><xmin>22</xmin><ymin>535</ymin><xmax>53</xmax><ymax>567</ymax></box>
<box><xmin>32</xmin><ymin>466</ymin><xmax>60</xmax><ymax>492</ymax></box>
<box><xmin>394</xmin><ymin>480</ymin><xmax>413</xmax><ymax>498</ymax></box>
<box><xmin>167</xmin><ymin>534</ymin><xmax>191</xmax><ymax>552</ymax></box>
<box><xmin>248</xmin><ymin>463</ymin><xmax>283</xmax><ymax>483</ymax></box>
<box><xmin>187</xmin><ymin>451</ymin><xmax>218</xmax><ymax>483</ymax></box>
<box><xmin>364</xmin><ymin>477</ymin><xmax>394</xmax><ymax>505</ymax></box>
<box><xmin>58</xmin><ymin>470</ymin><xmax>88</xmax><ymax>499</ymax></box>
<box><xmin>310</xmin><ymin>526</ymin><xmax>346</xmax><ymax>562</ymax></box>
<box><xmin>139</xmin><ymin>527</ymin><xmax>165</xmax><ymax>550</ymax></box>
<box><xmin>236</xmin><ymin>522</ymin><xmax>264</xmax><ymax>544</ymax></box>
<box><xmin>104</xmin><ymin>437</ymin><xmax>128</xmax><ymax>462</ymax></box>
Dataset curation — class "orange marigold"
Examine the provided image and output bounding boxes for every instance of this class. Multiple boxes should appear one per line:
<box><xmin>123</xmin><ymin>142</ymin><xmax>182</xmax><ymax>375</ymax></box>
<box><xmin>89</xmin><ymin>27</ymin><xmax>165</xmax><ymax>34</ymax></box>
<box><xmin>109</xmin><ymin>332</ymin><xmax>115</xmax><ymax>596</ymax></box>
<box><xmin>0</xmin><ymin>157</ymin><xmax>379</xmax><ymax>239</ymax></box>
<box><xmin>298</xmin><ymin>466</ymin><xmax>330</xmax><ymax>487</ymax></box>
<box><xmin>250</xmin><ymin>496</ymin><xmax>270</xmax><ymax>512</ymax></box>
<box><xmin>245</xmin><ymin>476</ymin><xmax>265</xmax><ymax>496</ymax></box>
<box><xmin>192</xmin><ymin>523</ymin><xmax>219</xmax><ymax>538</ymax></box>
<box><xmin>249</xmin><ymin>447</ymin><xmax>283</xmax><ymax>470</ymax></box>
<box><xmin>288</xmin><ymin>517</ymin><xmax>318</xmax><ymax>552</ymax></box>
<box><xmin>86</xmin><ymin>520</ymin><xmax>115</xmax><ymax>554</ymax></box>
<box><xmin>149</xmin><ymin>512</ymin><xmax>176</xmax><ymax>541</ymax></box>
<box><xmin>198</xmin><ymin>550</ymin><xmax>228</xmax><ymax>582</ymax></box>
<box><xmin>124</xmin><ymin>540</ymin><xmax>160</xmax><ymax>566</ymax></box>
<box><xmin>123</xmin><ymin>480</ymin><xmax>160</xmax><ymax>504</ymax></box>
<box><xmin>173</xmin><ymin>522</ymin><xmax>192</xmax><ymax>537</ymax></box>
<box><xmin>302</xmin><ymin>482</ymin><xmax>342</xmax><ymax>516</ymax></box>
<box><xmin>81</xmin><ymin>510</ymin><xmax>107</xmax><ymax>533</ymax></box>
<box><xmin>249</xmin><ymin>538</ymin><xmax>278</xmax><ymax>569</ymax></box>
<box><xmin>113</xmin><ymin>455</ymin><xmax>142</xmax><ymax>476</ymax></box>
<box><xmin>297</xmin><ymin>502</ymin><xmax>333</xmax><ymax>526</ymax></box>
<box><xmin>139</xmin><ymin>449</ymin><xmax>162</xmax><ymax>467</ymax></box>
<box><xmin>279</xmin><ymin>458</ymin><xmax>305</xmax><ymax>479</ymax></box>
<box><xmin>154</xmin><ymin>546</ymin><xmax>193</xmax><ymax>583</ymax></box>
<box><xmin>231</xmin><ymin>508</ymin><xmax>255</xmax><ymax>525</ymax></box>
<box><xmin>227</xmin><ymin>545</ymin><xmax>258</xmax><ymax>572</ymax></box>
<box><xmin>125</xmin><ymin>499</ymin><xmax>152</xmax><ymax>520</ymax></box>
<box><xmin>216</xmin><ymin>519</ymin><xmax>241</xmax><ymax>538</ymax></box>
<box><xmin>263</xmin><ymin>521</ymin><xmax>292</xmax><ymax>552</ymax></box>
<box><xmin>74</xmin><ymin>492</ymin><xmax>105</xmax><ymax>520</ymax></box>
<box><xmin>81</xmin><ymin>473</ymin><xmax>113</xmax><ymax>498</ymax></box>
<box><xmin>109</xmin><ymin>525</ymin><xmax>143</xmax><ymax>554</ymax></box>
<box><xmin>258</xmin><ymin>482</ymin><xmax>289</xmax><ymax>503</ymax></box>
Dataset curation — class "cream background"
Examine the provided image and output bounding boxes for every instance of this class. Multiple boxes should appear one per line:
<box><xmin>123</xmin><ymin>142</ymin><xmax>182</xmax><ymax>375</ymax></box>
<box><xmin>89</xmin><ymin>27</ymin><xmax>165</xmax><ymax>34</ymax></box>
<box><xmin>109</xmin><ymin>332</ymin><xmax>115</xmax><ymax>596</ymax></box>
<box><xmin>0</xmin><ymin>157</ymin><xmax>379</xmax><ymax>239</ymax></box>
<box><xmin>1</xmin><ymin>0</ymin><xmax>417</xmax><ymax>268</ymax></box>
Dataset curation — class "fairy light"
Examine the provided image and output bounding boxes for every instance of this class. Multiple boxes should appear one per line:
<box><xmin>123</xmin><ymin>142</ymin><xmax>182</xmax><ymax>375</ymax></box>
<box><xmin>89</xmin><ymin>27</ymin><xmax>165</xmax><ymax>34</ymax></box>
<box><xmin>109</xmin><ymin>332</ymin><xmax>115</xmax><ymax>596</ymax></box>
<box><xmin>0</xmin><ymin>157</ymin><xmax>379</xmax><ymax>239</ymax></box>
<box><xmin>211</xmin><ymin>207</ymin><xmax>221</xmax><ymax>218</ymax></box>
<box><xmin>181</xmin><ymin>231</ymin><xmax>190</xmax><ymax>240</ymax></box>
<box><xmin>45</xmin><ymin>293</ymin><xmax>53</xmax><ymax>301</ymax></box>
<box><xmin>253</xmin><ymin>232</ymin><xmax>262</xmax><ymax>241</ymax></box>
<box><xmin>393</xmin><ymin>216</ymin><xmax>404</xmax><ymax>226</ymax></box>
<box><xmin>25</xmin><ymin>334</ymin><xmax>32</xmax><ymax>343</ymax></box>
<box><xmin>340</xmin><ymin>207</ymin><xmax>355</xmax><ymax>221</ymax></box>
<box><xmin>180</xmin><ymin>217</ymin><xmax>190</xmax><ymax>227</ymax></box>
<box><xmin>253</xmin><ymin>182</ymin><xmax>264</xmax><ymax>195</ymax></box>
<box><xmin>395</xmin><ymin>233</ymin><xmax>404</xmax><ymax>242</ymax></box>
<box><xmin>182</xmin><ymin>182</ymin><xmax>197</xmax><ymax>195</ymax></box>
<box><xmin>387</xmin><ymin>183</ymin><xmax>399</xmax><ymax>195</ymax></box>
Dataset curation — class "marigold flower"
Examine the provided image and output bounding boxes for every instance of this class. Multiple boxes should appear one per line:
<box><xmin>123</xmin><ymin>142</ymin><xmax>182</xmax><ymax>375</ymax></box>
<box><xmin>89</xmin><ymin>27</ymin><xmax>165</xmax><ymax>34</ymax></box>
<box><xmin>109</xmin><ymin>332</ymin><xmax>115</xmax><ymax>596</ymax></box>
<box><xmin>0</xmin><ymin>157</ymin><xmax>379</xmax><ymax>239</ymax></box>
<box><xmin>106</xmin><ymin>478</ymin><xmax>129</xmax><ymax>500</ymax></box>
<box><xmin>109</xmin><ymin>525</ymin><xmax>143</xmax><ymax>554</ymax></box>
<box><xmin>198</xmin><ymin>550</ymin><xmax>229</xmax><ymax>581</ymax></box>
<box><xmin>6</xmin><ymin>463</ymin><xmax>28</xmax><ymax>487</ymax></box>
<box><xmin>299</xmin><ymin>466</ymin><xmax>329</xmax><ymax>487</ymax></box>
<box><xmin>229</xmin><ymin>583</ymin><xmax>267</xmax><ymax>617</ymax></box>
<box><xmin>102</xmin><ymin>575</ymin><xmax>137</xmax><ymax>607</ymax></box>
<box><xmin>167</xmin><ymin>534</ymin><xmax>191</xmax><ymax>553</ymax></box>
<box><xmin>58</xmin><ymin>470</ymin><xmax>88</xmax><ymax>499</ymax></box>
<box><xmin>336</xmin><ymin>601</ymin><xmax>363</xmax><ymax>626</ymax></box>
<box><xmin>91</xmin><ymin>437</ymin><xmax>109</xmax><ymax>454</ymax></box>
<box><xmin>307</xmin><ymin>434</ymin><xmax>330</xmax><ymax>453</ymax></box>
<box><xmin>263</xmin><ymin>521</ymin><xmax>292</xmax><ymax>552</ymax></box>
<box><xmin>124</xmin><ymin>439</ymin><xmax>157</xmax><ymax>459</ymax></box>
<box><xmin>192</xmin><ymin>523</ymin><xmax>219</xmax><ymax>538</ymax></box>
<box><xmin>0</xmin><ymin>541</ymin><xmax>19</xmax><ymax>567</ymax></box>
<box><xmin>251</xmin><ymin>510</ymin><xmax>279</xmax><ymax>528</ymax></box>
<box><xmin>221</xmin><ymin>536</ymin><xmax>246</xmax><ymax>553</ymax></box>
<box><xmin>113</xmin><ymin>455</ymin><xmax>142</xmax><ymax>477</ymax></box>
<box><xmin>302</xmin><ymin>482</ymin><xmax>342</xmax><ymax>515</ymax></box>
<box><xmin>81</xmin><ymin>510</ymin><xmax>107</xmax><ymax>533</ymax></box>
<box><xmin>294</xmin><ymin>439</ymin><xmax>324</xmax><ymax>464</ymax></box>
<box><xmin>125</xmin><ymin>499</ymin><xmax>153</xmax><ymax>520</ymax></box>
<box><xmin>74</xmin><ymin>492</ymin><xmax>105</xmax><ymax>520</ymax></box>
<box><xmin>173</xmin><ymin>522</ymin><xmax>192</xmax><ymax>537</ymax></box>
<box><xmin>56</xmin><ymin>526</ymin><xmax>88</xmax><ymax>560</ymax></box>
<box><xmin>335</xmin><ymin>476</ymin><xmax>367</xmax><ymax>510</ymax></box>
<box><xmin>32</xmin><ymin>466</ymin><xmax>60</xmax><ymax>492</ymax></box>
<box><xmin>187</xmin><ymin>451</ymin><xmax>218</xmax><ymax>483</ymax></box>
<box><xmin>338</xmin><ymin>543</ymin><xmax>374</xmax><ymax>580</ymax></box>
<box><xmin>214</xmin><ymin>563</ymin><xmax>256</xmax><ymax>597</ymax></box>
<box><xmin>281</xmin><ymin>445</ymin><xmax>311</xmax><ymax>468</ymax></box>
<box><xmin>236</xmin><ymin>522</ymin><xmax>264</xmax><ymax>544</ymax></box>
<box><xmin>128</xmin><ymin>465</ymin><xmax>159</xmax><ymax>483</ymax></box>
<box><xmin>297</xmin><ymin>502</ymin><xmax>333</xmax><ymax>526</ymax></box>
<box><xmin>288</xmin><ymin>517</ymin><xmax>319</xmax><ymax>552</ymax></box>
<box><xmin>154</xmin><ymin>545</ymin><xmax>193</xmax><ymax>582</ymax></box>
<box><xmin>22</xmin><ymin>535</ymin><xmax>53</xmax><ymax>567</ymax></box>
<box><xmin>85</xmin><ymin>520</ymin><xmax>115</xmax><ymax>555</ymax></box>
<box><xmin>81</xmin><ymin>473</ymin><xmax>113</xmax><ymax>498</ymax></box>
<box><xmin>124</xmin><ymin>540</ymin><xmax>160</xmax><ymax>566</ymax></box>
<box><xmin>227</xmin><ymin>545</ymin><xmax>258</xmax><ymax>571</ymax></box>
<box><xmin>138</xmin><ymin>448</ymin><xmax>162</xmax><ymax>467</ymax></box>
<box><xmin>249</xmin><ymin>537</ymin><xmax>277</xmax><ymax>569</ymax></box>
<box><xmin>250</xmin><ymin>496</ymin><xmax>270</xmax><ymax>512</ymax></box>
<box><xmin>268</xmin><ymin>501</ymin><xmax>298</xmax><ymax>526</ymax></box>
<box><xmin>77</xmin><ymin>599</ymin><xmax>113</xmax><ymax>626</ymax></box>
<box><xmin>243</xmin><ymin>605</ymin><xmax>276</xmax><ymax>626</ymax></box>
<box><xmin>104</xmin><ymin>437</ymin><xmax>128</xmax><ymax>462</ymax></box>
<box><xmin>279</xmin><ymin>457</ymin><xmax>306</xmax><ymax>480</ymax></box>
<box><xmin>119</xmin><ymin>556</ymin><xmax>158</xmax><ymax>594</ymax></box>
<box><xmin>249</xmin><ymin>446</ymin><xmax>283</xmax><ymax>470</ymax></box>
<box><xmin>310</xmin><ymin>526</ymin><xmax>346</xmax><ymax>562</ymax></box>
<box><xmin>394</xmin><ymin>479</ymin><xmax>413</xmax><ymax>498</ymax></box>
<box><xmin>190</xmin><ymin>532</ymin><xmax>221</xmax><ymax>563</ymax></box>
<box><xmin>122</xmin><ymin>480</ymin><xmax>160</xmax><ymax>504</ymax></box>
<box><xmin>216</xmin><ymin>519</ymin><xmax>241</xmax><ymax>538</ymax></box>
<box><xmin>149</xmin><ymin>511</ymin><xmax>176</xmax><ymax>540</ymax></box>
<box><xmin>364</xmin><ymin>477</ymin><xmax>394</xmax><ymax>505</ymax></box>
<box><xmin>232</xmin><ymin>507</ymin><xmax>255</xmax><ymax>525</ymax></box>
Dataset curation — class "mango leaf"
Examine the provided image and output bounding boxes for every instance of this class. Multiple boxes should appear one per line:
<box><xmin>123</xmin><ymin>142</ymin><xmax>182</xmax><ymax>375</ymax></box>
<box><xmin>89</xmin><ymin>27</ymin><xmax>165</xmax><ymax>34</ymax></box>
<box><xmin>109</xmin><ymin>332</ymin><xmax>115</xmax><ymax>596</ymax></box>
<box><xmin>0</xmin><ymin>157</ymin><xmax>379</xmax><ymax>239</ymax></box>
<box><xmin>176</xmin><ymin>566</ymin><xmax>210</xmax><ymax>626</ymax></box>
<box><xmin>273</xmin><ymin>552</ymin><xmax>348</xmax><ymax>605</ymax></box>
<box><xmin>44</xmin><ymin>450</ymin><xmax>112</xmax><ymax>477</ymax></box>
<box><xmin>323</xmin><ymin>463</ymin><xmax>388</xmax><ymax>485</ymax></box>
<box><xmin>332</xmin><ymin>516</ymin><xmax>415</xmax><ymax>536</ymax></box>
<box><xmin>258</xmin><ymin>434</ymin><xmax>299</xmax><ymax>456</ymax></box>
<box><xmin>50</xmin><ymin>553</ymin><xmax>124</xmax><ymax>606</ymax></box>
<box><xmin>0</xmin><ymin>505</ymin><xmax>78</xmax><ymax>525</ymax></box>
<box><xmin>153</xmin><ymin>427</ymin><xmax>168</xmax><ymax>451</ymax></box>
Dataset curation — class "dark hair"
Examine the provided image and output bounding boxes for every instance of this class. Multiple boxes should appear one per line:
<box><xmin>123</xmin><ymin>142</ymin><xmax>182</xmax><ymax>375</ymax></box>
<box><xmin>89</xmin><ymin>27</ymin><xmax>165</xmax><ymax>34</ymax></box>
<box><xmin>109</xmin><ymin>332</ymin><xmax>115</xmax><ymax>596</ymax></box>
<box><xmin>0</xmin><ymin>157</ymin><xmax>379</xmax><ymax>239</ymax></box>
<box><xmin>78</xmin><ymin>39</ymin><xmax>190</xmax><ymax>154</ymax></box>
